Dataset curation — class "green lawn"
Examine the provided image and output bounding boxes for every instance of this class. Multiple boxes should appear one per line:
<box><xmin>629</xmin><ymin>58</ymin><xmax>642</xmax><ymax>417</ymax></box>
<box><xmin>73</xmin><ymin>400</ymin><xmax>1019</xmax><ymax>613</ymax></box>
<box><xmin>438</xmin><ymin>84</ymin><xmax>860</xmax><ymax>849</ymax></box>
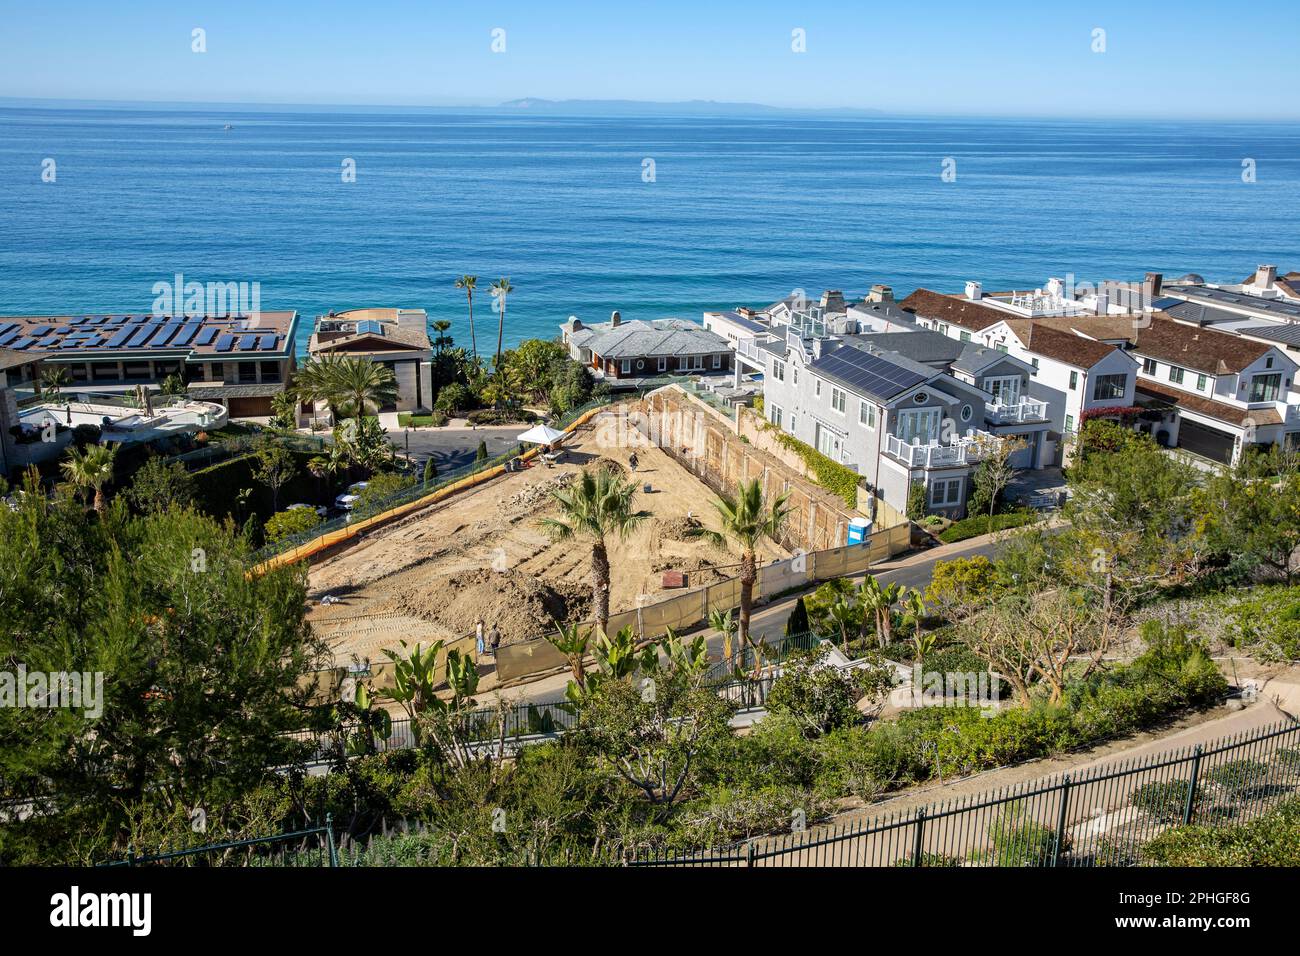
<box><xmin>397</xmin><ymin>413</ymin><xmax>443</xmax><ymax>428</ymax></box>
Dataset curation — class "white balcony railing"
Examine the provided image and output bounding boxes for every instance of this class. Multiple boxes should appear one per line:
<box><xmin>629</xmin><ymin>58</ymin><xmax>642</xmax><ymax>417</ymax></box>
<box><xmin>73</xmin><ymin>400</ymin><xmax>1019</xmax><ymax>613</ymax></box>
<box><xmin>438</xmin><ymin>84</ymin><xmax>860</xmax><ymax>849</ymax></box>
<box><xmin>736</xmin><ymin>337</ymin><xmax>765</xmax><ymax>362</ymax></box>
<box><xmin>884</xmin><ymin>430</ymin><xmax>996</xmax><ymax>469</ymax></box>
<box><xmin>985</xmin><ymin>397</ymin><xmax>1049</xmax><ymax>424</ymax></box>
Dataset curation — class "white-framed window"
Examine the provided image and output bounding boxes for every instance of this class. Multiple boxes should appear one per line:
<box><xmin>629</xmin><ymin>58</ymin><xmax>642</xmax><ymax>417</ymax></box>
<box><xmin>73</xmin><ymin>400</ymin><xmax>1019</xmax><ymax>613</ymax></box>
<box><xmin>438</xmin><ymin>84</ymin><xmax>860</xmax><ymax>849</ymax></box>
<box><xmin>1092</xmin><ymin>373</ymin><xmax>1126</xmax><ymax>401</ymax></box>
<box><xmin>789</xmin><ymin>414</ymin><xmax>797</xmax><ymax>432</ymax></box>
<box><xmin>772</xmin><ymin>359</ymin><xmax>785</xmax><ymax>382</ymax></box>
<box><xmin>929</xmin><ymin>478</ymin><xmax>963</xmax><ymax>507</ymax></box>
<box><xmin>620</xmin><ymin>359</ymin><xmax>631</xmax><ymax>374</ymax></box>
<box><xmin>859</xmin><ymin>401</ymin><xmax>876</xmax><ymax>428</ymax></box>
<box><xmin>960</xmin><ymin>403</ymin><xmax>973</xmax><ymax>422</ymax></box>
<box><xmin>712</xmin><ymin>353</ymin><xmax>722</xmax><ymax>369</ymax></box>
<box><xmin>815</xmin><ymin>423</ymin><xmax>841</xmax><ymax>459</ymax></box>
<box><xmin>770</xmin><ymin>404</ymin><xmax>783</xmax><ymax>428</ymax></box>
<box><xmin>1142</xmin><ymin>357</ymin><xmax>1157</xmax><ymax>376</ymax></box>
<box><xmin>830</xmin><ymin>386</ymin><xmax>846</xmax><ymax>414</ymax></box>
<box><xmin>692</xmin><ymin>355</ymin><xmax>704</xmax><ymax>370</ymax></box>
<box><xmin>1169</xmin><ymin>365</ymin><xmax>1185</xmax><ymax>385</ymax></box>
<box><xmin>814</xmin><ymin>378</ymin><xmax>821</xmax><ymax>397</ymax></box>
<box><xmin>1065</xmin><ymin>414</ymin><xmax>1075</xmax><ymax>435</ymax></box>
<box><xmin>657</xmin><ymin>356</ymin><xmax>667</xmax><ymax>372</ymax></box>
<box><xmin>793</xmin><ymin>367</ymin><xmax>798</xmax><ymax>385</ymax></box>
<box><xmin>983</xmin><ymin>375</ymin><xmax>1020</xmax><ymax>405</ymax></box>
<box><xmin>896</xmin><ymin>408</ymin><xmax>941</xmax><ymax>444</ymax></box>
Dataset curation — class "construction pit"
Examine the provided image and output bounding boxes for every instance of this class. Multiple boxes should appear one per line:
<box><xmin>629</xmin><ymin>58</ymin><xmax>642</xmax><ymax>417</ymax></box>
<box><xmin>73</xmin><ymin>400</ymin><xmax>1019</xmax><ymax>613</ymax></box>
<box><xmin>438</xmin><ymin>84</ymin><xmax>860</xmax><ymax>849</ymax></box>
<box><xmin>305</xmin><ymin>417</ymin><xmax>789</xmax><ymax>672</ymax></box>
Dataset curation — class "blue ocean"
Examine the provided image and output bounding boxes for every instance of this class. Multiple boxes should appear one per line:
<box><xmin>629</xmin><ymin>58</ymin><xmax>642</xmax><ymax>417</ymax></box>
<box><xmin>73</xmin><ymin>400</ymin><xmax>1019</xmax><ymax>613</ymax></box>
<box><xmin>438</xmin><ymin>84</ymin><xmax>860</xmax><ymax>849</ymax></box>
<box><xmin>2</xmin><ymin>106</ymin><xmax>1299</xmax><ymax>357</ymax></box>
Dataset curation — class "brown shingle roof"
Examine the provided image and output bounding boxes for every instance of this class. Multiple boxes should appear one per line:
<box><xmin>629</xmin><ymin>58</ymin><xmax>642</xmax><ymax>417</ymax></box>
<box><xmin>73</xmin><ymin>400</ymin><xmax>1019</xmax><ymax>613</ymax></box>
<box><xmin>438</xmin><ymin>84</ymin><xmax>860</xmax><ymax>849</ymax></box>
<box><xmin>1009</xmin><ymin>323</ymin><xmax>1120</xmax><ymax>369</ymax></box>
<box><xmin>898</xmin><ymin>289</ymin><xmax>1010</xmax><ymax>332</ymax></box>
<box><xmin>1136</xmin><ymin>379</ymin><xmax>1281</xmax><ymax>427</ymax></box>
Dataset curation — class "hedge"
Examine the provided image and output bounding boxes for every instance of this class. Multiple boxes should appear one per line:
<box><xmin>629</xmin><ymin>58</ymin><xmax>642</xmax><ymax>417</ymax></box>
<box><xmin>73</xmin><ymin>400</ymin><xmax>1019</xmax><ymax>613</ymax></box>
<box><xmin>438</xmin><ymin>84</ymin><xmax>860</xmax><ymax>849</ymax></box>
<box><xmin>937</xmin><ymin>510</ymin><xmax>1038</xmax><ymax>543</ymax></box>
<box><xmin>192</xmin><ymin>450</ymin><xmax>330</xmax><ymax>522</ymax></box>
<box><xmin>767</xmin><ymin>430</ymin><xmax>860</xmax><ymax>507</ymax></box>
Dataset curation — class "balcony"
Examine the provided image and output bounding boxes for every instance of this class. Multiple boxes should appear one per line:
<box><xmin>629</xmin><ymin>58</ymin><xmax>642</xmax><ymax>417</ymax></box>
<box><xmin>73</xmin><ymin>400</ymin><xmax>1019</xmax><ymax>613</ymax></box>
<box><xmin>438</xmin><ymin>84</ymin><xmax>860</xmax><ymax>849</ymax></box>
<box><xmin>985</xmin><ymin>397</ymin><xmax>1049</xmax><ymax>424</ymax></box>
<box><xmin>884</xmin><ymin>430</ymin><xmax>995</xmax><ymax>469</ymax></box>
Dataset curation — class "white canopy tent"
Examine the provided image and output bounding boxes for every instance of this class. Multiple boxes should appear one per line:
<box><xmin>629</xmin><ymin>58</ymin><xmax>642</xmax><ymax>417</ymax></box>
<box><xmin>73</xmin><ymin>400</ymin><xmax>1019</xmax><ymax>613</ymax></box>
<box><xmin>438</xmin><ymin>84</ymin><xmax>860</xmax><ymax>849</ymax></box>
<box><xmin>516</xmin><ymin>423</ymin><xmax>566</xmax><ymax>446</ymax></box>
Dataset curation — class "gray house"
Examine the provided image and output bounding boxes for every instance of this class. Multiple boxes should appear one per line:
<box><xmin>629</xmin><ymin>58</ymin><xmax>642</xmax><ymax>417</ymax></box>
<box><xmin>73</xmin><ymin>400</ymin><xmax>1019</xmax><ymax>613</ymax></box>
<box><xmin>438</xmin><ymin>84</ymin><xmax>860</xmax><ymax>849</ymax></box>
<box><xmin>760</xmin><ymin>329</ymin><xmax>1051</xmax><ymax>517</ymax></box>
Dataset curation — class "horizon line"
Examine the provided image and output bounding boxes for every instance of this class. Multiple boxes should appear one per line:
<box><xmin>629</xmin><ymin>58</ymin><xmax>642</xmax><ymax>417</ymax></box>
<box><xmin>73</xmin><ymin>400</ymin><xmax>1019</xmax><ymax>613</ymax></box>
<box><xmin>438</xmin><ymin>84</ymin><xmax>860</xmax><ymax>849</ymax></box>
<box><xmin>2</xmin><ymin>94</ymin><xmax>1298</xmax><ymax>125</ymax></box>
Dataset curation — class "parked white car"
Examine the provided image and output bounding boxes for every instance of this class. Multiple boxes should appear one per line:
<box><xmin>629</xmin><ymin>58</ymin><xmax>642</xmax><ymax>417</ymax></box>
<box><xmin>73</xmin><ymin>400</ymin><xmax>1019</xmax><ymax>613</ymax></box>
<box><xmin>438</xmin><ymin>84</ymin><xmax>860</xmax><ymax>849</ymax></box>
<box><xmin>333</xmin><ymin>482</ymin><xmax>369</xmax><ymax>512</ymax></box>
<box><xmin>287</xmin><ymin>502</ymin><xmax>328</xmax><ymax>517</ymax></box>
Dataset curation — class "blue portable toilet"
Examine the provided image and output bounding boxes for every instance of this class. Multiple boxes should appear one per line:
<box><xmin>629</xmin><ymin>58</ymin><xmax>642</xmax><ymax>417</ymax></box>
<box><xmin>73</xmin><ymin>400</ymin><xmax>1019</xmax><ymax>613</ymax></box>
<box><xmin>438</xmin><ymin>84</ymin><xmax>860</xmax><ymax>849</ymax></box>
<box><xmin>846</xmin><ymin>516</ymin><xmax>873</xmax><ymax>545</ymax></box>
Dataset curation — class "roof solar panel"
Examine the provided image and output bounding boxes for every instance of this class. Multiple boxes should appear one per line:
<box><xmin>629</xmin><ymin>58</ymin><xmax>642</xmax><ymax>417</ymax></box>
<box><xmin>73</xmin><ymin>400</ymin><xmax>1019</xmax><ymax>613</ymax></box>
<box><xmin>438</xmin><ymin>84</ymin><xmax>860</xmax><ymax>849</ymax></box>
<box><xmin>0</xmin><ymin>331</ymin><xmax>18</xmax><ymax>348</ymax></box>
<box><xmin>0</xmin><ymin>323</ymin><xmax>15</xmax><ymax>337</ymax></box>
<box><xmin>126</xmin><ymin>326</ymin><xmax>154</xmax><ymax>348</ymax></box>
<box><xmin>10</xmin><ymin>337</ymin><xmax>35</xmax><ymax>350</ymax></box>
<box><xmin>258</xmin><ymin>333</ymin><xmax>278</xmax><ymax>351</ymax></box>
<box><xmin>173</xmin><ymin>322</ymin><xmax>201</xmax><ymax>347</ymax></box>
<box><xmin>238</xmin><ymin>333</ymin><xmax>258</xmax><ymax>351</ymax></box>
<box><xmin>215</xmin><ymin>334</ymin><xmax>235</xmax><ymax>353</ymax></box>
<box><xmin>148</xmin><ymin>323</ymin><xmax>182</xmax><ymax>347</ymax></box>
<box><xmin>29</xmin><ymin>325</ymin><xmax>52</xmax><ymax>336</ymax></box>
<box><xmin>195</xmin><ymin>326</ymin><xmax>219</xmax><ymax>346</ymax></box>
<box><xmin>105</xmin><ymin>328</ymin><xmax>134</xmax><ymax>348</ymax></box>
<box><xmin>67</xmin><ymin>316</ymin><xmax>86</xmax><ymax>326</ymax></box>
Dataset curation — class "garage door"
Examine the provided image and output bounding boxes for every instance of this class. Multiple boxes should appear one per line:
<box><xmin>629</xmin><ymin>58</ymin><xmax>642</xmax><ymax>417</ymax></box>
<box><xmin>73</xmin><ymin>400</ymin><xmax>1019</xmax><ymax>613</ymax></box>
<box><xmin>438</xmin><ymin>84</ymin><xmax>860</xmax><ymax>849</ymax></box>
<box><xmin>228</xmin><ymin>396</ymin><xmax>272</xmax><ymax>418</ymax></box>
<box><xmin>1177</xmin><ymin>419</ymin><xmax>1235</xmax><ymax>464</ymax></box>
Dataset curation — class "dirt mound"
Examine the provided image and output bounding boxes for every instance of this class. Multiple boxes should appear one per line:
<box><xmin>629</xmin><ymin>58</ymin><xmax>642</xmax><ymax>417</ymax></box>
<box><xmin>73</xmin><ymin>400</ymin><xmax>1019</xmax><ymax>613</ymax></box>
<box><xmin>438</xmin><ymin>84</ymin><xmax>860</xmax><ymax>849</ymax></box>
<box><xmin>587</xmin><ymin>457</ymin><xmax>628</xmax><ymax>478</ymax></box>
<box><xmin>380</xmin><ymin>567</ymin><xmax>591</xmax><ymax>645</ymax></box>
<box><xmin>658</xmin><ymin>515</ymin><xmax>704</xmax><ymax>541</ymax></box>
<box><xmin>500</xmin><ymin>472</ymin><xmax>573</xmax><ymax>513</ymax></box>
<box><xmin>650</xmin><ymin>553</ymin><xmax>735</xmax><ymax>587</ymax></box>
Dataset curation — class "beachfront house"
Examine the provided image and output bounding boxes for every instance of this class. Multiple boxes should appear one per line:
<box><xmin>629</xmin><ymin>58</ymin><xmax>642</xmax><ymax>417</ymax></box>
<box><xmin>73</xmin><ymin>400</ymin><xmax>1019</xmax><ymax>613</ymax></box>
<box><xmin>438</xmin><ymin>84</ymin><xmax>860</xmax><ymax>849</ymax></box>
<box><xmin>308</xmin><ymin>308</ymin><xmax>434</xmax><ymax>414</ymax></box>
<box><xmin>561</xmin><ymin>312</ymin><xmax>732</xmax><ymax>387</ymax></box>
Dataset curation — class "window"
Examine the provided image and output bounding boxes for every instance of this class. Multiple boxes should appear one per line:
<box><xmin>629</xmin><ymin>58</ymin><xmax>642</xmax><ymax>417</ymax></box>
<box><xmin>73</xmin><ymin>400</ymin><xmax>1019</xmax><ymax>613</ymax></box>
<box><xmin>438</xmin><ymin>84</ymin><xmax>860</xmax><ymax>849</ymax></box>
<box><xmin>996</xmin><ymin>344</ymin><xmax>1008</xmax><ymax>353</ymax></box>
<box><xmin>896</xmin><ymin>408</ymin><xmax>941</xmax><ymax>444</ymax></box>
<box><xmin>814</xmin><ymin>378</ymin><xmax>821</xmax><ymax>397</ymax></box>
<box><xmin>960</xmin><ymin>331</ymin><xmax>972</xmax><ymax>343</ymax></box>
<box><xmin>772</xmin><ymin>359</ymin><xmax>785</xmax><ymax>382</ymax></box>
<box><xmin>260</xmin><ymin>361</ymin><xmax>282</xmax><ymax>383</ymax></box>
<box><xmin>929</xmin><ymin>479</ymin><xmax>963</xmax><ymax>508</ymax></box>
<box><xmin>983</xmin><ymin>375</ymin><xmax>1020</xmax><ymax>405</ymax></box>
<box><xmin>621</xmin><ymin>359</ymin><xmax>631</xmax><ymax>374</ymax></box>
<box><xmin>692</xmin><ymin>355</ymin><xmax>704</xmax><ymax>370</ymax></box>
<box><xmin>789</xmin><ymin>414</ymin><xmax>797</xmax><ymax>432</ymax></box>
<box><xmin>238</xmin><ymin>362</ymin><xmax>257</xmax><ymax>383</ymax></box>
<box><xmin>1030</xmin><ymin>358</ymin><xmax>1039</xmax><ymax>375</ymax></box>
<box><xmin>769</xmin><ymin>404</ymin><xmax>783</xmax><ymax>428</ymax></box>
<box><xmin>657</xmin><ymin>356</ymin><xmax>667</xmax><ymax>372</ymax></box>
<box><xmin>960</xmin><ymin>404</ymin><xmax>973</xmax><ymax>422</ymax></box>
<box><xmin>859</xmin><ymin>401</ymin><xmax>875</xmax><ymax>428</ymax></box>
<box><xmin>1142</xmin><ymin>357</ymin><xmax>1157</xmax><ymax>376</ymax></box>
<box><xmin>1064</xmin><ymin>414</ymin><xmax>1075</xmax><ymax>435</ymax></box>
<box><xmin>1168</xmin><ymin>366</ymin><xmax>1184</xmax><ymax>385</ymax></box>
<box><xmin>815</xmin><ymin>423</ymin><xmax>841</xmax><ymax>459</ymax></box>
<box><xmin>1267</xmin><ymin>356</ymin><xmax>1274</xmax><ymax>369</ymax></box>
<box><xmin>1249</xmin><ymin>373</ymin><xmax>1282</xmax><ymax>403</ymax></box>
<box><xmin>793</xmin><ymin>368</ymin><xmax>798</xmax><ymax>385</ymax></box>
<box><xmin>712</xmin><ymin>353</ymin><xmax>722</xmax><ymax>369</ymax></box>
<box><xmin>1069</xmin><ymin>370</ymin><xmax>1078</xmax><ymax>390</ymax></box>
<box><xmin>831</xmin><ymin>387</ymin><xmax>846</xmax><ymax>414</ymax></box>
<box><xmin>1196</xmin><ymin>373</ymin><xmax>1207</xmax><ymax>391</ymax></box>
<box><xmin>210</xmin><ymin>363</ymin><xmax>224</xmax><ymax>382</ymax></box>
<box><xmin>1092</xmin><ymin>374</ymin><xmax>1126</xmax><ymax>401</ymax></box>
<box><xmin>938</xmin><ymin>323</ymin><xmax>949</xmax><ymax>335</ymax></box>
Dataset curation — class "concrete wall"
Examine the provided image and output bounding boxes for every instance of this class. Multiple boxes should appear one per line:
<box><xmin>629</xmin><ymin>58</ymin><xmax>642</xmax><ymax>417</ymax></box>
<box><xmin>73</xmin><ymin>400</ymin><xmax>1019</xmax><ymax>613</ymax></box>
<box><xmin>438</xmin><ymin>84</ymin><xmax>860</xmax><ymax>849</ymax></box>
<box><xmin>637</xmin><ymin>385</ymin><xmax>867</xmax><ymax>552</ymax></box>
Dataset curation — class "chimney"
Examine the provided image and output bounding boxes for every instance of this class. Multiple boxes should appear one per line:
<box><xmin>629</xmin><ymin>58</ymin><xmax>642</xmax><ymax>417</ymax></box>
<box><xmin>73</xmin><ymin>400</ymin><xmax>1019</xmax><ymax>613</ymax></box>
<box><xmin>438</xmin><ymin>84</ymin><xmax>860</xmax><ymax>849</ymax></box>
<box><xmin>566</xmin><ymin>315</ymin><xmax>583</xmax><ymax>332</ymax></box>
<box><xmin>1256</xmin><ymin>264</ymin><xmax>1278</xmax><ymax>289</ymax></box>
<box><xmin>1143</xmin><ymin>272</ymin><xmax>1163</xmax><ymax>302</ymax></box>
<box><xmin>965</xmin><ymin>281</ymin><xmax>983</xmax><ymax>300</ymax></box>
<box><xmin>820</xmin><ymin>290</ymin><xmax>846</xmax><ymax>312</ymax></box>
<box><xmin>867</xmin><ymin>284</ymin><xmax>894</xmax><ymax>303</ymax></box>
<box><xmin>610</xmin><ymin>310</ymin><xmax>621</xmax><ymax>327</ymax></box>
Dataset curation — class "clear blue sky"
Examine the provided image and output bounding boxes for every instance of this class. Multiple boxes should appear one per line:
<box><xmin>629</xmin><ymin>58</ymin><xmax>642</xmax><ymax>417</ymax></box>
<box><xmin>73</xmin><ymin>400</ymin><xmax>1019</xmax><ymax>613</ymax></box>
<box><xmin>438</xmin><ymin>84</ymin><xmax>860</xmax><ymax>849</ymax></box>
<box><xmin>0</xmin><ymin>0</ymin><xmax>1295</xmax><ymax>119</ymax></box>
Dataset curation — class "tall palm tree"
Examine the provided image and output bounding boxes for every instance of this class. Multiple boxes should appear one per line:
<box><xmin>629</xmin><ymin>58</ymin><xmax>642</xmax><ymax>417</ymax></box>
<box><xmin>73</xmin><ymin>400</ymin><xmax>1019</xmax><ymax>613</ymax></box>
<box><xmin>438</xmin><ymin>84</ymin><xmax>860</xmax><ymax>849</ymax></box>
<box><xmin>454</xmin><ymin>275</ymin><xmax>478</xmax><ymax>364</ymax></box>
<box><xmin>489</xmin><ymin>277</ymin><xmax>513</xmax><ymax>371</ymax></box>
<box><xmin>292</xmin><ymin>355</ymin><xmax>345</xmax><ymax>428</ymax></box>
<box><xmin>327</xmin><ymin>356</ymin><xmax>399</xmax><ymax>419</ymax></box>
<box><xmin>61</xmin><ymin>443</ymin><xmax>118</xmax><ymax>514</ymax></box>
<box><xmin>431</xmin><ymin>319</ymin><xmax>452</xmax><ymax>357</ymax></box>
<box><xmin>39</xmin><ymin>365</ymin><xmax>70</xmax><ymax>402</ymax></box>
<box><xmin>539</xmin><ymin>467</ymin><xmax>650</xmax><ymax>638</ymax></box>
<box><xmin>695</xmin><ymin>478</ymin><xmax>792</xmax><ymax>647</ymax></box>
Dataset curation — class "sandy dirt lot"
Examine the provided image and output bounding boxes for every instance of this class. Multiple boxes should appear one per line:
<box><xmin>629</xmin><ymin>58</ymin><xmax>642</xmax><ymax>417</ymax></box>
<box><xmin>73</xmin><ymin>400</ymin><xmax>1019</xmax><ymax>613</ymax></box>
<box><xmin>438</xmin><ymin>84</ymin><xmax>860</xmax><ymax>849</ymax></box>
<box><xmin>306</xmin><ymin>419</ymin><xmax>788</xmax><ymax>665</ymax></box>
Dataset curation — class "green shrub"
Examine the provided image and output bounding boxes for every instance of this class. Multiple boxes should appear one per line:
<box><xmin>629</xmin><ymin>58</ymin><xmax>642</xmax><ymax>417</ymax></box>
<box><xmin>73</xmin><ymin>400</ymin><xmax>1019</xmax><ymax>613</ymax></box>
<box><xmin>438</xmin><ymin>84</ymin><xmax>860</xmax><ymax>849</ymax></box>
<box><xmin>763</xmin><ymin>428</ymin><xmax>860</xmax><ymax>507</ymax></box>
<box><xmin>814</xmin><ymin>723</ymin><xmax>925</xmax><ymax>797</ymax></box>
<box><xmin>937</xmin><ymin>510</ymin><xmax>1037</xmax><ymax>543</ymax></box>
<box><xmin>906</xmin><ymin>480</ymin><xmax>926</xmax><ymax>520</ymax></box>
<box><xmin>264</xmin><ymin>507</ymin><xmax>322</xmax><ymax>543</ymax></box>
<box><xmin>979</xmin><ymin>800</ymin><xmax>1066</xmax><ymax>866</ymax></box>
<box><xmin>766</xmin><ymin>649</ymin><xmax>890</xmax><ymax>738</ymax></box>
<box><xmin>1141</xmin><ymin>798</ymin><xmax>1300</xmax><ymax>866</ymax></box>
<box><xmin>1130</xmin><ymin>779</ymin><xmax>1194</xmax><ymax>824</ymax></box>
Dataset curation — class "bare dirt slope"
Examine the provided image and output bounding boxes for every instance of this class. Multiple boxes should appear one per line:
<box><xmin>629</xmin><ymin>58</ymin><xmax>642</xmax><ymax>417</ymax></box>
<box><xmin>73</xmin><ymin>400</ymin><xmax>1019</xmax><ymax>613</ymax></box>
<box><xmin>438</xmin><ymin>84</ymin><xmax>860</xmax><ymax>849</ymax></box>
<box><xmin>306</xmin><ymin>423</ymin><xmax>787</xmax><ymax>663</ymax></box>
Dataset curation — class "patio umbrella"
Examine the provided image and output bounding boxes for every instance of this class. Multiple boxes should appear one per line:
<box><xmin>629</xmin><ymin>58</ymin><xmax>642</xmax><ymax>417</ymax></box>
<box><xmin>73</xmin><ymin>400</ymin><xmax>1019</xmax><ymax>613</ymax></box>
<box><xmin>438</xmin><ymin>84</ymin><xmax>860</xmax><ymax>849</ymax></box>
<box><xmin>515</xmin><ymin>423</ymin><xmax>566</xmax><ymax>446</ymax></box>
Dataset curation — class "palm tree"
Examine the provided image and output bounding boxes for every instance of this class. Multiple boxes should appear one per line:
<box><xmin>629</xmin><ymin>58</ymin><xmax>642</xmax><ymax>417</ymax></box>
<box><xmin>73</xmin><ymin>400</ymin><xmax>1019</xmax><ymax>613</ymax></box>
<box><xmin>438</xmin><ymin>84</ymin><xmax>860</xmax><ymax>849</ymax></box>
<box><xmin>695</xmin><ymin>478</ymin><xmax>792</xmax><ymax>648</ymax></box>
<box><xmin>708</xmin><ymin>606</ymin><xmax>738</xmax><ymax>669</ymax></box>
<box><xmin>547</xmin><ymin>620</ymin><xmax>592</xmax><ymax>687</ymax></box>
<box><xmin>39</xmin><ymin>365</ymin><xmax>70</xmax><ymax>402</ymax></box>
<box><xmin>829</xmin><ymin>599</ymin><xmax>857</xmax><ymax>656</ymax></box>
<box><xmin>61</xmin><ymin>443</ymin><xmax>118</xmax><ymax>513</ymax></box>
<box><xmin>292</xmin><ymin>355</ymin><xmax>345</xmax><ymax>427</ymax></box>
<box><xmin>489</xmin><ymin>277</ymin><xmax>513</xmax><ymax>371</ymax></box>
<box><xmin>858</xmin><ymin>575</ymin><xmax>904</xmax><ymax>649</ymax></box>
<box><xmin>328</xmin><ymin>356</ymin><xmax>399</xmax><ymax>419</ymax></box>
<box><xmin>431</xmin><ymin>319</ymin><xmax>453</xmax><ymax>357</ymax></box>
<box><xmin>904</xmin><ymin>587</ymin><xmax>934</xmax><ymax>665</ymax></box>
<box><xmin>539</xmin><ymin>467</ymin><xmax>650</xmax><ymax>638</ymax></box>
<box><xmin>454</xmin><ymin>275</ymin><xmax>478</xmax><ymax>364</ymax></box>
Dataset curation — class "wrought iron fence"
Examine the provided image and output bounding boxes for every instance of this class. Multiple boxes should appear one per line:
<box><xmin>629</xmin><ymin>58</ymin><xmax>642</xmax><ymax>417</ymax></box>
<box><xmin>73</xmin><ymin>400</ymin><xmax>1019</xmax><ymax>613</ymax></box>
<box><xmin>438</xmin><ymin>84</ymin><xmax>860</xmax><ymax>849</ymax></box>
<box><xmin>632</xmin><ymin>719</ymin><xmax>1300</xmax><ymax>867</ymax></box>
<box><xmin>101</xmin><ymin>818</ymin><xmax>337</xmax><ymax>867</ymax></box>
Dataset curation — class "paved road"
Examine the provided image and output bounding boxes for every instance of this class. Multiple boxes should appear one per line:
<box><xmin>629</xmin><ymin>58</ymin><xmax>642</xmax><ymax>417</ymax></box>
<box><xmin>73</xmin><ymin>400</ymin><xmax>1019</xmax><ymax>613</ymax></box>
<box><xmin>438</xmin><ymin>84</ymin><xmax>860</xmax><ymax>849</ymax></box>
<box><xmin>383</xmin><ymin>424</ymin><xmax>528</xmax><ymax>473</ymax></box>
<box><xmin>483</xmin><ymin>533</ymin><xmax>1006</xmax><ymax>707</ymax></box>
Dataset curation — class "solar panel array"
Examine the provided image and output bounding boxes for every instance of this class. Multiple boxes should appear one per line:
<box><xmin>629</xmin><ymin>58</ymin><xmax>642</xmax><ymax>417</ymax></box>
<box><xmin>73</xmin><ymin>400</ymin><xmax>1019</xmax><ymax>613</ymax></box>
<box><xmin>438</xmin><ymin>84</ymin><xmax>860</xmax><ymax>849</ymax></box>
<box><xmin>355</xmin><ymin>319</ymin><xmax>384</xmax><ymax>335</ymax></box>
<box><xmin>0</xmin><ymin>316</ymin><xmax>282</xmax><ymax>354</ymax></box>
<box><xmin>812</xmin><ymin>348</ymin><xmax>926</xmax><ymax>401</ymax></box>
